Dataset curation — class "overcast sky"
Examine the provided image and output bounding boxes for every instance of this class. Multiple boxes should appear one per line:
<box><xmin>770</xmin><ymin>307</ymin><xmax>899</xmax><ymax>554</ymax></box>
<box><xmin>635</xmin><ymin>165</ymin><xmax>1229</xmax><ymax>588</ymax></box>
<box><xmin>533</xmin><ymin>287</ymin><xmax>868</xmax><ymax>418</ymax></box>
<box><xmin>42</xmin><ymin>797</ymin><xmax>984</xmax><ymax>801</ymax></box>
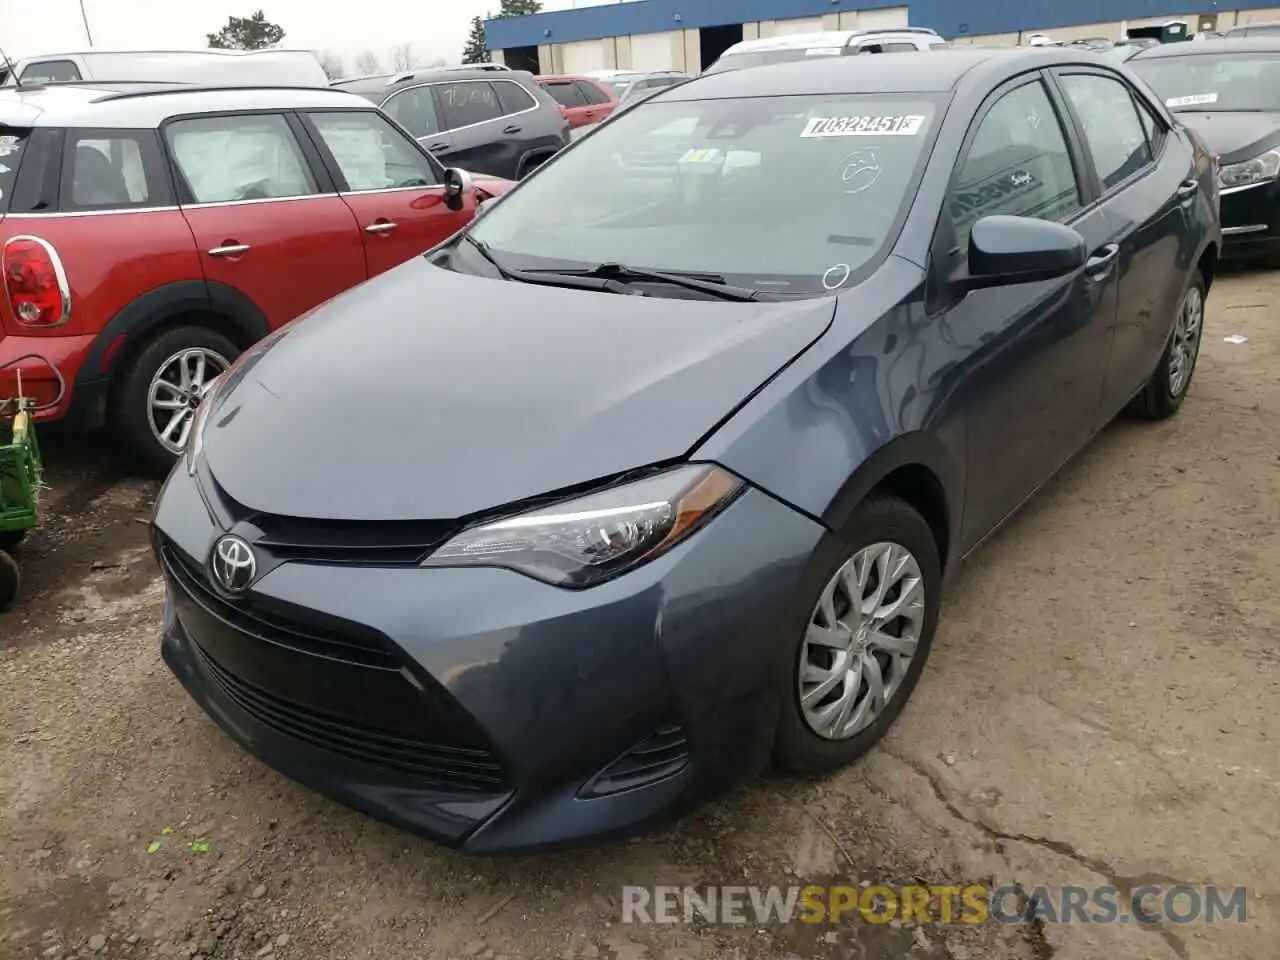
<box><xmin>3</xmin><ymin>0</ymin><xmax>577</xmax><ymax>71</ymax></box>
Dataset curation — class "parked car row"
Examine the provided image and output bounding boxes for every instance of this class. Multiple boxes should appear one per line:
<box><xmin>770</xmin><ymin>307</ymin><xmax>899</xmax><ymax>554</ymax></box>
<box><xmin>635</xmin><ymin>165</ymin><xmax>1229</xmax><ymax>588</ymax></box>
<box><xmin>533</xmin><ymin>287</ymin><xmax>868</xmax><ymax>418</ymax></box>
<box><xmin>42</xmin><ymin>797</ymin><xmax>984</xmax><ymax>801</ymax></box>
<box><xmin>147</xmin><ymin>45</ymin><xmax>1220</xmax><ymax>855</ymax></box>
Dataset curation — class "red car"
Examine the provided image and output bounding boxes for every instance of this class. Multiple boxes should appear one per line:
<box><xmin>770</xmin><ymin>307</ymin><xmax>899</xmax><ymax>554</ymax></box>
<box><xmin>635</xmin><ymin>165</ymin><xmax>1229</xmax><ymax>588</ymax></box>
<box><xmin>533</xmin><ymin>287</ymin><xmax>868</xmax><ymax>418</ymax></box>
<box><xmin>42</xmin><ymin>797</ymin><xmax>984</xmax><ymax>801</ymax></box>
<box><xmin>535</xmin><ymin>75</ymin><xmax>618</xmax><ymax>132</ymax></box>
<box><xmin>0</xmin><ymin>83</ymin><xmax>512</xmax><ymax>470</ymax></box>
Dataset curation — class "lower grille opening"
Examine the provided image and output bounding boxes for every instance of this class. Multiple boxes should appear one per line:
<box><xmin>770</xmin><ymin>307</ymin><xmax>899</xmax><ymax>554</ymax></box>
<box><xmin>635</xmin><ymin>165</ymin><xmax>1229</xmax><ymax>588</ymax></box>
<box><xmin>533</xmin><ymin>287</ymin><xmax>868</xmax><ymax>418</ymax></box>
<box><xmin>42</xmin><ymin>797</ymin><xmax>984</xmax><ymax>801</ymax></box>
<box><xmin>193</xmin><ymin>642</ymin><xmax>510</xmax><ymax>794</ymax></box>
<box><xmin>580</xmin><ymin>723</ymin><xmax>690</xmax><ymax>798</ymax></box>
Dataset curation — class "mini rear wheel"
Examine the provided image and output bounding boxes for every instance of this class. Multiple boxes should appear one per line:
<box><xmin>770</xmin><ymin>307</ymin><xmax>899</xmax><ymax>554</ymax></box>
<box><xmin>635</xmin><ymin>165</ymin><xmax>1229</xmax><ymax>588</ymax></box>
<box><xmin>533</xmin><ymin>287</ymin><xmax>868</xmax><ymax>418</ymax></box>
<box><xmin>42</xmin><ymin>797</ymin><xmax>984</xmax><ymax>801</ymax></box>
<box><xmin>112</xmin><ymin>325</ymin><xmax>238</xmax><ymax>475</ymax></box>
<box><xmin>0</xmin><ymin>549</ymin><xmax>19</xmax><ymax>613</ymax></box>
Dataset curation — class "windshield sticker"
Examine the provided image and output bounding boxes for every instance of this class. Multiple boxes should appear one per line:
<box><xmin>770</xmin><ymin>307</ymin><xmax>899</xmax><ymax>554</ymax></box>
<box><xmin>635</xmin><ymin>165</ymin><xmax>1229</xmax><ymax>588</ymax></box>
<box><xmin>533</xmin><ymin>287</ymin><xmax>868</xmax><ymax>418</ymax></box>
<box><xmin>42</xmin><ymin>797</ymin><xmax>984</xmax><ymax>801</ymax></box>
<box><xmin>822</xmin><ymin>263</ymin><xmax>851</xmax><ymax>290</ymax></box>
<box><xmin>802</xmin><ymin>115</ymin><xmax>926</xmax><ymax>138</ymax></box>
<box><xmin>0</xmin><ymin>136</ymin><xmax>20</xmax><ymax>157</ymax></box>
<box><xmin>1166</xmin><ymin>93</ymin><xmax>1217</xmax><ymax>107</ymax></box>
<box><xmin>679</xmin><ymin>148</ymin><xmax>725</xmax><ymax>164</ymax></box>
<box><xmin>838</xmin><ymin>149</ymin><xmax>881</xmax><ymax>194</ymax></box>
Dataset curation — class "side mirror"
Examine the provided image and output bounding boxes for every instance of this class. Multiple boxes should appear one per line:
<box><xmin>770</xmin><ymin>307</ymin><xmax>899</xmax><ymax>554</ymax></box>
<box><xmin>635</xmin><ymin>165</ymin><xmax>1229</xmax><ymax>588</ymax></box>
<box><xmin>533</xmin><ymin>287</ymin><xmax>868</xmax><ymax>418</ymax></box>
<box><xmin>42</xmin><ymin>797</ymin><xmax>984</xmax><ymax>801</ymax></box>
<box><xmin>957</xmin><ymin>215</ymin><xmax>1086</xmax><ymax>291</ymax></box>
<box><xmin>443</xmin><ymin>167</ymin><xmax>473</xmax><ymax>212</ymax></box>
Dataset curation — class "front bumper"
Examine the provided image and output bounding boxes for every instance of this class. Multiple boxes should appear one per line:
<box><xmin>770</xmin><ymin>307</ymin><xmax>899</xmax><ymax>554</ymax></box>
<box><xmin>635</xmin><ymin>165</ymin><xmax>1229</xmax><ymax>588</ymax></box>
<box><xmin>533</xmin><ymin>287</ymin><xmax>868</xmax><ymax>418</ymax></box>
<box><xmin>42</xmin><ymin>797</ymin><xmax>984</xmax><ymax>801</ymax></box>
<box><xmin>1219</xmin><ymin>179</ymin><xmax>1280</xmax><ymax>260</ymax></box>
<box><xmin>153</xmin><ymin>463</ymin><xmax>825</xmax><ymax>854</ymax></box>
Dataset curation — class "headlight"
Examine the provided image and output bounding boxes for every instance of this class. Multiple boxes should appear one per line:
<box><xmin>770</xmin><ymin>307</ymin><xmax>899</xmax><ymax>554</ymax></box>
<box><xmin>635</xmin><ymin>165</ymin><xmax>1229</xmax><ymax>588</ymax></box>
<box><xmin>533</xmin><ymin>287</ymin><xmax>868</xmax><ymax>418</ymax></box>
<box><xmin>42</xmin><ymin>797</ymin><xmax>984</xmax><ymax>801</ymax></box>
<box><xmin>422</xmin><ymin>464</ymin><xmax>744</xmax><ymax>588</ymax></box>
<box><xmin>1218</xmin><ymin>149</ymin><xmax>1280</xmax><ymax>190</ymax></box>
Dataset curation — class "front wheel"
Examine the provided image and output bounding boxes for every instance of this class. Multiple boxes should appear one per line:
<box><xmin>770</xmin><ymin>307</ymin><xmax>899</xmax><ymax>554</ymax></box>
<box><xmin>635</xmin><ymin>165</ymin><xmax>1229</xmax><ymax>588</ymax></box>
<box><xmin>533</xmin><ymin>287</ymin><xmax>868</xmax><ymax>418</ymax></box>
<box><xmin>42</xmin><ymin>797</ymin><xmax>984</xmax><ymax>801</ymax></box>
<box><xmin>112</xmin><ymin>325</ymin><xmax>238</xmax><ymax>475</ymax></box>
<box><xmin>1127</xmin><ymin>272</ymin><xmax>1206</xmax><ymax>421</ymax></box>
<box><xmin>774</xmin><ymin>497</ymin><xmax>942</xmax><ymax>773</ymax></box>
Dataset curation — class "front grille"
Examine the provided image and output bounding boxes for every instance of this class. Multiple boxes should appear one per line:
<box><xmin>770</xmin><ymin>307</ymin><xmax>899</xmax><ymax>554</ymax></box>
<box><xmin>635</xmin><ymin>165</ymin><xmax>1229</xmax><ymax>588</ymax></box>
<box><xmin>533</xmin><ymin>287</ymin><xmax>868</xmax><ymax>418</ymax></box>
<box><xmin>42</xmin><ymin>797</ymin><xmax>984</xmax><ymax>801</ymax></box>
<box><xmin>193</xmin><ymin>643</ymin><xmax>509</xmax><ymax>793</ymax></box>
<box><xmin>580</xmin><ymin>723</ymin><xmax>690</xmax><ymax>798</ymax></box>
<box><xmin>203</xmin><ymin>474</ymin><xmax>458</xmax><ymax>566</ymax></box>
<box><xmin>161</xmin><ymin>542</ymin><xmax>397</xmax><ymax>668</ymax></box>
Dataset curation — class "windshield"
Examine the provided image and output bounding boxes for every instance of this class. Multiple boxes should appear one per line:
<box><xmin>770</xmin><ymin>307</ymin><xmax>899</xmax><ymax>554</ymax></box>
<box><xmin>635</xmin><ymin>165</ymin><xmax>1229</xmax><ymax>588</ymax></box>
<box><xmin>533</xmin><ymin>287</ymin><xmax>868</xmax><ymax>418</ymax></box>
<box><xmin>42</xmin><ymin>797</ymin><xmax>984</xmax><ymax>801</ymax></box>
<box><xmin>603</xmin><ymin>75</ymin><xmax>640</xmax><ymax>94</ymax></box>
<box><xmin>1130</xmin><ymin>52</ymin><xmax>1280</xmax><ymax>111</ymax></box>
<box><xmin>705</xmin><ymin>48</ymin><xmax>843</xmax><ymax>74</ymax></box>
<box><xmin>468</xmin><ymin>93</ymin><xmax>941</xmax><ymax>297</ymax></box>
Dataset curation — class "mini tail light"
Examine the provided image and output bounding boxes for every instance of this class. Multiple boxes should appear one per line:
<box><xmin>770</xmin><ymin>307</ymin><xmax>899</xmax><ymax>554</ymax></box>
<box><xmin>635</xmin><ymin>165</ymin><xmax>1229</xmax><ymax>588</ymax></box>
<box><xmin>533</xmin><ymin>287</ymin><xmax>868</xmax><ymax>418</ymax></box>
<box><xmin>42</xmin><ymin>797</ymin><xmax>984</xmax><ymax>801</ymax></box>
<box><xmin>3</xmin><ymin>236</ymin><xmax>70</xmax><ymax>327</ymax></box>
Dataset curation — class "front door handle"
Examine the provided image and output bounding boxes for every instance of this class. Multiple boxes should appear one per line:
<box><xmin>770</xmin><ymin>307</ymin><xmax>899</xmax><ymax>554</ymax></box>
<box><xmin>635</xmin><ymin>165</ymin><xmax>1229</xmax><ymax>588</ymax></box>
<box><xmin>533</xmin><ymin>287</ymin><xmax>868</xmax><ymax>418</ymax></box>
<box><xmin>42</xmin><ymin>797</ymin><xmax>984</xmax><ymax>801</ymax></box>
<box><xmin>365</xmin><ymin>221</ymin><xmax>397</xmax><ymax>234</ymax></box>
<box><xmin>208</xmin><ymin>243</ymin><xmax>250</xmax><ymax>257</ymax></box>
<box><xmin>1176</xmin><ymin>179</ymin><xmax>1199</xmax><ymax>203</ymax></box>
<box><xmin>502</xmin><ymin>125</ymin><xmax>521</xmax><ymax>134</ymax></box>
<box><xmin>426</xmin><ymin>142</ymin><xmax>450</xmax><ymax>152</ymax></box>
<box><xmin>1085</xmin><ymin>243</ymin><xmax>1119</xmax><ymax>280</ymax></box>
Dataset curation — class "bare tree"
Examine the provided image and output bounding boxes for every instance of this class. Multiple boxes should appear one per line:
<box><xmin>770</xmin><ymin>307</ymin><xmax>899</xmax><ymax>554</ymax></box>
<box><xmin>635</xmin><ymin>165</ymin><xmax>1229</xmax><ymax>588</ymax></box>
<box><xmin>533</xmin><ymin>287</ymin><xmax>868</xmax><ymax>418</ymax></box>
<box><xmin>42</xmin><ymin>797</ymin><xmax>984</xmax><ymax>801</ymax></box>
<box><xmin>391</xmin><ymin>44</ymin><xmax>413</xmax><ymax>70</ymax></box>
<box><xmin>314</xmin><ymin>49</ymin><xmax>344</xmax><ymax>80</ymax></box>
<box><xmin>355</xmin><ymin>50</ymin><xmax>381</xmax><ymax>75</ymax></box>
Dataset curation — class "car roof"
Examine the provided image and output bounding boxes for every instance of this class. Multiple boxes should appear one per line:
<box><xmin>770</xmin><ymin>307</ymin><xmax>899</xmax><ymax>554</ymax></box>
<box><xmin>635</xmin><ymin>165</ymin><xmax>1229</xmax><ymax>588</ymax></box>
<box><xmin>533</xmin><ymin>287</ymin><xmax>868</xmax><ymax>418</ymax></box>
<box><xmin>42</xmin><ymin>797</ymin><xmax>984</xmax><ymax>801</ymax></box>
<box><xmin>341</xmin><ymin>68</ymin><xmax>534</xmax><ymax>96</ymax></box>
<box><xmin>1132</xmin><ymin>36</ymin><xmax>1280</xmax><ymax>58</ymax></box>
<box><xmin>0</xmin><ymin>83</ymin><xmax>376</xmax><ymax>128</ymax></box>
<box><xmin>722</xmin><ymin>27</ymin><xmax>940</xmax><ymax>54</ymax></box>
<box><xmin>667</xmin><ymin>46</ymin><xmax>1104</xmax><ymax>98</ymax></box>
<box><xmin>1226</xmin><ymin>20</ymin><xmax>1280</xmax><ymax>30</ymax></box>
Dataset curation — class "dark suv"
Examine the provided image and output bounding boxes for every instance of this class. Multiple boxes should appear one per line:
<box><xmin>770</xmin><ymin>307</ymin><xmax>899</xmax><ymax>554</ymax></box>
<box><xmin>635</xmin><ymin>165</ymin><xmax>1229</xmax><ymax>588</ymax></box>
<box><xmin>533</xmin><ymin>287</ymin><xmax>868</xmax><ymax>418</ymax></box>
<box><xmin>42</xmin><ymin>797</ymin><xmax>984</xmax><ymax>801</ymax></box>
<box><xmin>334</xmin><ymin>68</ymin><xmax>569</xmax><ymax>179</ymax></box>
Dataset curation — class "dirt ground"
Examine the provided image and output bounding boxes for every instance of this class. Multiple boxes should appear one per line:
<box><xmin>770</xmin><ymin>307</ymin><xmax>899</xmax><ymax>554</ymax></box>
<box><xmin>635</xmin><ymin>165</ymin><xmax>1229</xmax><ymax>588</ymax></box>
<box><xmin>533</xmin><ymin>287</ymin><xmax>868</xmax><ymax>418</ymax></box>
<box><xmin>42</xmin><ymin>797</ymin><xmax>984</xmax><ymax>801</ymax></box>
<box><xmin>3</xmin><ymin>268</ymin><xmax>1280</xmax><ymax>960</ymax></box>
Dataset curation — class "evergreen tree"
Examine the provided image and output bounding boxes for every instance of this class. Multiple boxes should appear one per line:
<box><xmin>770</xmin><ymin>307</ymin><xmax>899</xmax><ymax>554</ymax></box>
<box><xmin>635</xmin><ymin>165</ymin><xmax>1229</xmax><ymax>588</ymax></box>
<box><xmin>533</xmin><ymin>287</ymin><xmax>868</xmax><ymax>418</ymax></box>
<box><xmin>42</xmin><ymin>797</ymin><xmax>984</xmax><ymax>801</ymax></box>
<box><xmin>496</xmin><ymin>0</ymin><xmax>542</xmax><ymax>17</ymax></box>
<box><xmin>462</xmin><ymin>17</ymin><xmax>488</xmax><ymax>64</ymax></box>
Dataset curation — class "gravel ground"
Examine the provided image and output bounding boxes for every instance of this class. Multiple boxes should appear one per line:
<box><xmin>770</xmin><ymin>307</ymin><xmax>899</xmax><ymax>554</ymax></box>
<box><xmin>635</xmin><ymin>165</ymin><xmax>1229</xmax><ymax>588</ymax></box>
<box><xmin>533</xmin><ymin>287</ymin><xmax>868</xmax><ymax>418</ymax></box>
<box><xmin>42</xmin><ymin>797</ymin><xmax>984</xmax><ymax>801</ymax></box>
<box><xmin>2</xmin><ymin>268</ymin><xmax>1279</xmax><ymax>960</ymax></box>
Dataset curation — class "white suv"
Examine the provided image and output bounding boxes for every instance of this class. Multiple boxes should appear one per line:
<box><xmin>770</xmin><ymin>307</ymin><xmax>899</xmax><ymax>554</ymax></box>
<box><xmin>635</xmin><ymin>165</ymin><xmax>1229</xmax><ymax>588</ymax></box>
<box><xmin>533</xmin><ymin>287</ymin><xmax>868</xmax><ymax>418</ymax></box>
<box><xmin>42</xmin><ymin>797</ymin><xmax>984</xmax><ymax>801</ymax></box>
<box><xmin>705</xmin><ymin>27</ymin><xmax>946</xmax><ymax>74</ymax></box>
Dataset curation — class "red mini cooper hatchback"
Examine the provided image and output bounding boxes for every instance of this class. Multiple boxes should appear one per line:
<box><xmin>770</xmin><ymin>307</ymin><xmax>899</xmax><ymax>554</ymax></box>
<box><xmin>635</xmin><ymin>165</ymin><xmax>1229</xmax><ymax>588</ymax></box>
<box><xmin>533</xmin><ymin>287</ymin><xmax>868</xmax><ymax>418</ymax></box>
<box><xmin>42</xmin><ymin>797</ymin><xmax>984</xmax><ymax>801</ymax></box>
<box><xmin>0</xmin><ymin>82</ymin><xmax>512</xmax><ymax>470</ymax></box>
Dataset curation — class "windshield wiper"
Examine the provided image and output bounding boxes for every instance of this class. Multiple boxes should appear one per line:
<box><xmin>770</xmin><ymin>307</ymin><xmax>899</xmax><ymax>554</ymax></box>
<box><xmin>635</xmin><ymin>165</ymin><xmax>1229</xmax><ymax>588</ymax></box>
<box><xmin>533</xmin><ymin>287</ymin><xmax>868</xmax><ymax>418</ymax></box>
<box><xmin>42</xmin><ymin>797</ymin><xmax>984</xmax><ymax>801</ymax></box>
<box><xmin>524</xmin><ymin>262</ymin><xmax>761</xmax><ymax>301</ymax></box>
<box><xmin>459</xmin><ymin>235</ymin><xmax>639</xmax><ymax>295</ymax></box>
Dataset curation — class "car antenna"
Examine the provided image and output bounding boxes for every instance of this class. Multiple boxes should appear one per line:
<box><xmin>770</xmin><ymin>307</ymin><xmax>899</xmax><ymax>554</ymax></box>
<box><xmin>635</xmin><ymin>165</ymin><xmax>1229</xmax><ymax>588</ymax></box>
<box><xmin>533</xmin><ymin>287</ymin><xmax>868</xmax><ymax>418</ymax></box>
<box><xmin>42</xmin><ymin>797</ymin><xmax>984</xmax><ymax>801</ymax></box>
<box><xmin>0</xmin><ymin>43</ymin><xmax>23</xmax><ymax>89</ymax></box>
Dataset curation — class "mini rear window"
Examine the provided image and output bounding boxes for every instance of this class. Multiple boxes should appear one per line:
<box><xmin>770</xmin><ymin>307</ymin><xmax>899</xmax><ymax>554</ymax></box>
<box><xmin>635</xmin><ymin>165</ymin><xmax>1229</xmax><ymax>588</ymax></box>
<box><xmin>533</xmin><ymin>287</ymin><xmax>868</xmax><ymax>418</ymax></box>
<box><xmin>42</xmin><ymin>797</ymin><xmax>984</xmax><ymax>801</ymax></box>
<box><xmin>0</xmin><ymin>127</ymin><xmax>30</xmax><ymax>211</ymax></box>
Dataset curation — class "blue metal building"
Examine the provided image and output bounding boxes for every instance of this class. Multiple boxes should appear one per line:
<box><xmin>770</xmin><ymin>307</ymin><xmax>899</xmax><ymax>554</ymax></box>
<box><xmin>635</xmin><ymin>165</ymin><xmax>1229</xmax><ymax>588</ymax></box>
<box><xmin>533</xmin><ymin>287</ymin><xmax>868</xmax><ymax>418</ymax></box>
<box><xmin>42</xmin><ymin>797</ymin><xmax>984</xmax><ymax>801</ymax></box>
<box><xmin>484</xmin><ymin>0</ymin><xmax>1268</xmax><ymax>75</ymax></box>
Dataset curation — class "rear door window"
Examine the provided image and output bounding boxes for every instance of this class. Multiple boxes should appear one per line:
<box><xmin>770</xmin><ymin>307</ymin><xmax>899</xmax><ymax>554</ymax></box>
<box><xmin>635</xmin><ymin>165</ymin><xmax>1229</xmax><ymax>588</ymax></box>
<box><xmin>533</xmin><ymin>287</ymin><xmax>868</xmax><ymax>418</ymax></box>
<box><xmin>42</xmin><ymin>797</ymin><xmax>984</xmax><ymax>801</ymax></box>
<box><xmin>575</xmin><ymin>81</ymin><xmax>610</xmax><ymax>105</ymax></box>
<box><xmin>65</xmin><ymin>132</ymin><xmax>158</xmax><ymax>208</ymax></box>
<box><xmin>0</xmin><ymin>128</ymin><xmax>30</xmax><ymax>211</ymax></box>
<box><xmin>435</xmin><ymin>81</ymin><xmax>504</xmax><ymax>130</ymax></box>
<box><xmin>543</xmin><ymin>81</ymin><xmax>586</xmax><ymax>107</ymax></box>
<box><xmin>19</xmin><ymin>59</ymin><xmax>81</xmax><ymax>83</ymax></box>
<box><xmin>493</xmin><ymin>80</ymin><xmax>537</xmax><ymax>116</ymax></box>
<box><xmin>1058</xmin><ymin>73</ymin><xmax>1153</xmax><ymax>191</ymax></box>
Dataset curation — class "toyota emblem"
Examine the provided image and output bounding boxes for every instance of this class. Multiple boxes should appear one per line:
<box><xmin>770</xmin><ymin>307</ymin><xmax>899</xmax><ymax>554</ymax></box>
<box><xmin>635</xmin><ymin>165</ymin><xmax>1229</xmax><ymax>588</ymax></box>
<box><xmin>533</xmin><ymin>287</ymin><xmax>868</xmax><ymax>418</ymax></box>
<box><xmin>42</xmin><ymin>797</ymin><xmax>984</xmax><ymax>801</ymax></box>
<box><xmin>211</xmin><ymin>535</ymin><xmax>256</xmax><ymax>593</ymax></box>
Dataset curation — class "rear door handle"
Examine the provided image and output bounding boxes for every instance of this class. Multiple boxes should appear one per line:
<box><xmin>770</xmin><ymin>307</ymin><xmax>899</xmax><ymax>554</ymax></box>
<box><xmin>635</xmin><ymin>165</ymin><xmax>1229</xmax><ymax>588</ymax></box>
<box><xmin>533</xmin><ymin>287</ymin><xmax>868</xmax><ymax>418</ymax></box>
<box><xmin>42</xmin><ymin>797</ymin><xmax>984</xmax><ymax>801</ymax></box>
<box><xmin>365</xmin><ymin>221</ymin><xmax>397</xmax><ymax>234</ymax></box>
<box><xmin>1085</xmin><ymin>243</ymin><xmax>1119</xmax><ymax>280</ymax></box>
<box><xmin>502</xmin><ymin>125</ymin><xmax>521</xmax><ymax>134</ymax></box>
<box><xmin>426</xmin><ymin>142</ymin><xmax>450</xmax><ymax>152</ymax></box>
<box><xmin>1176</xmin><ymin>179</ymin><xmax>1199</xmax><ymax>203</ymax></box>
<box><xmin>208</xmin><ymin>244</ymin><xmax>250</xmax><ymax>257</ymax></box>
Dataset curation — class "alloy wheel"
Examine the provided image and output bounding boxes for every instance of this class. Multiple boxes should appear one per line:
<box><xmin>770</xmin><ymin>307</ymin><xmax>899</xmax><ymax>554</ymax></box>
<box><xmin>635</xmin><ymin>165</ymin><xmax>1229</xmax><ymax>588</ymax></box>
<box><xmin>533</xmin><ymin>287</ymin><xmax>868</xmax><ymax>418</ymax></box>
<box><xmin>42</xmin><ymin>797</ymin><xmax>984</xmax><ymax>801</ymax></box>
<box><xmin>1167</xmin><ymin>285</ymin><xmax>1203</xmax><ymax>398</ymax></box>
<box><xmin>146</xmin><ymin>347</ymin><xmax>229</xmax><ymax>454</ymax></box>
<box><xmin>798</xmin><ymin>541</ymin><xmax>926</xmax><ymax>741</ymax></box>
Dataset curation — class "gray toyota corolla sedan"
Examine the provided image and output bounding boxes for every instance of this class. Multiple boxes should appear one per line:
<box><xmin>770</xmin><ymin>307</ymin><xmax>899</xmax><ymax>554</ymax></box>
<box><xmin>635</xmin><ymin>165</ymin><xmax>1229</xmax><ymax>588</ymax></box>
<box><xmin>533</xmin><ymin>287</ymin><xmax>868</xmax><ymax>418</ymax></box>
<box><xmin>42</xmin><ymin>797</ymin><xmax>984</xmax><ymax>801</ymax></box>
<box><xmin>153</xmin><ymin>47</ymin><xmax>1219</xmax><ymax>854</ymax></box>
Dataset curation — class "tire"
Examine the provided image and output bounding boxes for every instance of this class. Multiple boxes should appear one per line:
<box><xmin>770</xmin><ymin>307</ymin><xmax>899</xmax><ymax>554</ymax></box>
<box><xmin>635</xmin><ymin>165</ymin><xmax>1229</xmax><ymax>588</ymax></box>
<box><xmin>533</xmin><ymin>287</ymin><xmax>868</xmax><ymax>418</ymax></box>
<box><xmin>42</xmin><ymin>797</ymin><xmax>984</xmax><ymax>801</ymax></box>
<box><xmin>111</xmin><ymin>325</ymin><xmax>239</xmax><ymax>476</ymax></box>
<box><xmin>1126</xmin><ymin>271</ymin><xmax>1206</xmax><ymax>421</ymax></box>
<box><xmin>0</xmin><ymin>529</ymin><xmax>25</xmax><ymax>552</ymax></box>
<box><xmin>774</xmin><ymin>496</ymin><xmax>943</xmax><ymax>774</ymax></box>
<box><xmin>519</xmin><ymin>154</ymin><xmax>549</xmax><ymax>179</ymax></box>
<box><xmin>0</xmin><ymin>549</ymin><xmax>19</xmax><ymax>613</ymax></box>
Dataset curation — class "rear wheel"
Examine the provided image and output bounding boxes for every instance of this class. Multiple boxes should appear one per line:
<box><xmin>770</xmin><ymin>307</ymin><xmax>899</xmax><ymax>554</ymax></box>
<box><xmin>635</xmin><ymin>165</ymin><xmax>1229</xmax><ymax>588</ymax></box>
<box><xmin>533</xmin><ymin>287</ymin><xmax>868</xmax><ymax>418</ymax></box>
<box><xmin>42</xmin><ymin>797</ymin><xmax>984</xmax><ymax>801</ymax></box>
<box><xmin>1127</xmin><ymin>272</ymin><xmax>1205</xmax><ymax>421</ymax></box>
<box><xmin>775</xmin><ymin>497</ymin><xmax>942</xmax><ymax>773</ymax></box>
<box><xmin>112</xmin><ymin>325</ymin><xmax>238</xmax><ymax>475</ymax></box>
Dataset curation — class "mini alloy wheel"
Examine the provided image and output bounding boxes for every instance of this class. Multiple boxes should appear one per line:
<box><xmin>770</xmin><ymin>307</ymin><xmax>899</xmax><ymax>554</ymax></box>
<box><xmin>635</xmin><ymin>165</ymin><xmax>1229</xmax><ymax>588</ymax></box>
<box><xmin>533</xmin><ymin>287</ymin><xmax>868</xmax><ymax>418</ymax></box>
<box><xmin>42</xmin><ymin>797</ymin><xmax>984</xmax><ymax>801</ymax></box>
<box><xmin>147</xmin><ymin>347</ymin><xmax>230</xmax><ymax>455</ymax></box>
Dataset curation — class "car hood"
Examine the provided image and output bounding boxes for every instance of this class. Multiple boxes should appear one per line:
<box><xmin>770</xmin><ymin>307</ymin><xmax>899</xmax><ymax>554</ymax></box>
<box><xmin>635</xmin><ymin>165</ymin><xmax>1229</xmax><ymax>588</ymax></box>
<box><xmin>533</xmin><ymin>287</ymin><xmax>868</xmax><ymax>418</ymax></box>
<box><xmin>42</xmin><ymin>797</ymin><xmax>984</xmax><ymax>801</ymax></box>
<box><xmin>201</xmin><ymin>259</ymin><xmax>835</xmax><ymax>521</ymax></box>
<box><xmin>1175</xmin><ymin>111</ymin><xmax>1280</xmax><ymax>163</ymax></box>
